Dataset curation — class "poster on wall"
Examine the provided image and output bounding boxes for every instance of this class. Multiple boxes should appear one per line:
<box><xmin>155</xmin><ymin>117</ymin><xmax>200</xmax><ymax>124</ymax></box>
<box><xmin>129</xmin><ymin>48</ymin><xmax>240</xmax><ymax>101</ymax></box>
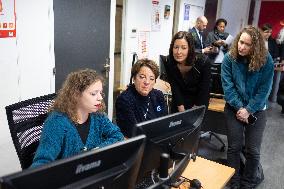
<box><xmin>151</xmin><ymin>1</ymin><xmax>161</xmax><ymax>32</ymax></box>
<box><xmin>138</xmin><ymin>31</ymin><xmax>150</xmax><ymax>59</ymax></box>
<box><xmin>164</xmin><ymin>5</ymin><xmax>170</xmax><ymax>20</ymax></box>
<box><xmin>184</xmin><ymin>3</ymin><xmax>190</xmax><ymax>21</ymax></box>
<box><xmin>181</xmin><ymin>4</ymin><xmax>203</xmax><ymax>31</ymax></box>
<box><xmin>0</xmin><ymin>0</ymin><xmax>16</xmax><ymax>38</ymax></box>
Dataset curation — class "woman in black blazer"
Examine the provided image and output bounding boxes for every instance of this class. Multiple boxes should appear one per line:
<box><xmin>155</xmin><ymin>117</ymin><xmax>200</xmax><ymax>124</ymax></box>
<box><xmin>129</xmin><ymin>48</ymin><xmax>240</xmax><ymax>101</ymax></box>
<box><xmin>162</xmin><ymin>31</ymin><xmax>211</xmax><ymax>113</ymax></box>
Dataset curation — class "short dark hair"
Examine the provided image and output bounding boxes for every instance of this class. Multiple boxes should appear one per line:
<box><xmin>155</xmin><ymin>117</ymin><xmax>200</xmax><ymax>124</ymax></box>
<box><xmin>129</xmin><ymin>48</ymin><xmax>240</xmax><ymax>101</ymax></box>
<box><xmin>261</xmin><ymin>23</ymin><xmax>272</xmax><ymax>31</ymax></box>
<box><xmin>169</xmin><ymin>31</ymin><xmax>196</xmax><ymax>66</ymax></box>
<box><xmin>214</xmin><ymin>18</ymin><xmax>227</xmax><ymax>31</ymax></box>
<box><xmin>131</xmin><ymin>59</ymin><xmax>160</xmax><ymax>81</ymax></box>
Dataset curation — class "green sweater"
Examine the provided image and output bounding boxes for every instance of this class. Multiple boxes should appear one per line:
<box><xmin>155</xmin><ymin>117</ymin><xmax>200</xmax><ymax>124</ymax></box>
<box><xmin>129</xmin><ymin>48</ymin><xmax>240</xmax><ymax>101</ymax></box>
<box><xmin>31</xmin><ymin>111</ymin><xmax>124</xmax><ymax>168</ymax></box>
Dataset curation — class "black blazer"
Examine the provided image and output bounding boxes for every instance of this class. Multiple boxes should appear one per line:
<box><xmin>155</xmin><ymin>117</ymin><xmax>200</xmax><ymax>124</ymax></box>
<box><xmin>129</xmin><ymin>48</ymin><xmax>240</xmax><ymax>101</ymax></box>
<box><xmin>268</xmin><ymin>37</ymin><xmax>279</xmax><ymax>59</ymax></box>
<box><xmin>189</xmin><ymin>27</ymin><xmax>206</xmax><ymax>54</ymax></box>
<box><xmin>161</xmin><ymin>54</ymin><xmax>211</xmax><ymax>113</ymax></box>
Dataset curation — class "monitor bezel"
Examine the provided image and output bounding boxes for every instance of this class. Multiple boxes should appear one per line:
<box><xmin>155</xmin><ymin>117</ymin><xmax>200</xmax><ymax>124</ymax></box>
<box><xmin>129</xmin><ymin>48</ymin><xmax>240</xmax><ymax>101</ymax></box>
<box><xmin>0</xmin><ymin>135</ymin><xmax>146</xmax><ymax>189</ymax></box>
<box><xmin>133</xmin><ymin>106</ymin><xmax>206</xmax><ymax>184</ymax></box>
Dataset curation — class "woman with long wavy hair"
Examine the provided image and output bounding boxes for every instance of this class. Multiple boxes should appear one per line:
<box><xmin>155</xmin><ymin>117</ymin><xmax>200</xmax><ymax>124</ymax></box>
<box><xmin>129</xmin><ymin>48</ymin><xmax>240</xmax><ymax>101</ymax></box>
<box><xmin>31</xmin><ymin>69</ymin><xmax>124</xmax><ymax>168</ymax></box>
<box><xmin>221</xmin><ymin>26</ymin><xmax>274</xmax><ymax>189</ymax></box>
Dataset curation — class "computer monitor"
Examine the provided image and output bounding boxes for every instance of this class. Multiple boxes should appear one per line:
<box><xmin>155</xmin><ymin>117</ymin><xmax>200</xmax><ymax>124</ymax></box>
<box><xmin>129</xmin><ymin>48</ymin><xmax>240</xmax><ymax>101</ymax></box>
<box><xmin>0</xmin><ymin>135</ymin><xmax>146</xmax><ymax>189</ymax></box>
<box><xmin>132</xmin><ymin>106</ymin><xmax>206</xmax><ymax>184</ymax></box>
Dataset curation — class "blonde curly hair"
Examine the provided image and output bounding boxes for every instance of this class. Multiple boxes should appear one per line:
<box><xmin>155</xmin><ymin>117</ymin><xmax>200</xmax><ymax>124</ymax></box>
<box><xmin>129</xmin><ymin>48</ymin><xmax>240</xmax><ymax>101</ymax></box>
<box><xmin>51</xmin><ymin>68</ymin><xmax>105</xmax><ymax>123</ymax></box>
<box><xmin>229</xmin><ymin>25</ymin><xmax>268</xmax><ymax>71</ymax></box>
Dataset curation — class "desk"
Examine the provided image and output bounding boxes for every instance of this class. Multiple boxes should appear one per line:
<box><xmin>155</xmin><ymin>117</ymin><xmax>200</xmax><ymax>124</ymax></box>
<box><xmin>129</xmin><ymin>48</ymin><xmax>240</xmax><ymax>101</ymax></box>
<box><xmin>208</xmin><ymin>98</ymin><xmax>225</xmax><ymax>112</ymax></box>
<box><xmin>181</xmin><ymin>156</ymin><xmax>235</xmax><ymax>189</ymax></box>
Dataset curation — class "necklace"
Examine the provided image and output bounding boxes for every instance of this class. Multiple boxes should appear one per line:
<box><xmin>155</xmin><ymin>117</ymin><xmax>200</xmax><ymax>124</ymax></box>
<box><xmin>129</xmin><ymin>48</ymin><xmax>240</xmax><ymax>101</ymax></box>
<box><xmin>143</xmin><ymin>97</ymin><xmax>151</xmax><ymax>119</ymax></box>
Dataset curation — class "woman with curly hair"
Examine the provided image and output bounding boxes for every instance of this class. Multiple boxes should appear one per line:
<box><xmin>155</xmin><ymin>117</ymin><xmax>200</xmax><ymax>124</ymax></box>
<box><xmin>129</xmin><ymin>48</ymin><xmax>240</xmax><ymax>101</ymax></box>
<box><xmin>161</xmin><ymin>31</ymin><xmax>211</xmax><ymax>113</ymax></box>
<box><xmin>31</xmin><ymin>69</ymin><xmax>124</xmax><ymax>168</ymax></box>
<box><xmin>221</xmin><ymin>26</ymin><xmax>274</xmax><ymax>189</ymax></box>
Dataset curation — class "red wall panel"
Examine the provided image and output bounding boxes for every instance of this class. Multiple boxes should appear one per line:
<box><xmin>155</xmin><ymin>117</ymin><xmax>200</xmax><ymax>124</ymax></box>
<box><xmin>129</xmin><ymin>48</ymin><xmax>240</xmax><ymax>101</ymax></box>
<box><xmin>258</xmin><ymin>1</ymin><xmax>284</xmax><ymax>38</ymax></box>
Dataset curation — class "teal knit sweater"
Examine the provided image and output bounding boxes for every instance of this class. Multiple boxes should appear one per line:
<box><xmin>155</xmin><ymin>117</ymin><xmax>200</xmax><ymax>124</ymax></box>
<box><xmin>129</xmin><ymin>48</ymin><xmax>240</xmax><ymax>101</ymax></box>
<box><xmin>31</xmin><ymin>111</ymin><xmax>124</xmax><ymax>168</ymax></box>
<box><xmin>221</xmin><ymin>53</ymin><xmax>274</xmax><ymax>113</ymax></box>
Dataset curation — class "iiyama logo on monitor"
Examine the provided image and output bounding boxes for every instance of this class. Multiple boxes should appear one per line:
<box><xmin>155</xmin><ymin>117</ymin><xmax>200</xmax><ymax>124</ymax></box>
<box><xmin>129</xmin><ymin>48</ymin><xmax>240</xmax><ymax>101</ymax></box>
<box><xmin>75</xmin><ymin>160</ymin><xmax>101</xmax><ymax>174</ymax></box>
<box><xmin>169</xmin><ymin>120</ymin><xmax>182</xmax><ymax>128</ymax></box>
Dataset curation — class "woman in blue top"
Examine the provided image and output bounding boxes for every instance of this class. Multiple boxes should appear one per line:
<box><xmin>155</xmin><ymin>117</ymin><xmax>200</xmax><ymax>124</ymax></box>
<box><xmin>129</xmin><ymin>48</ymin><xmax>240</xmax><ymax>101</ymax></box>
<box><xmin>221</xmin><ymin>26</ymin><xmax>274</xmax><ymax>189</ymax></box>
<box><xmin>31</xmin><ymin>69</ymin><xmax>124</xmax><ymax>168</ymax></box>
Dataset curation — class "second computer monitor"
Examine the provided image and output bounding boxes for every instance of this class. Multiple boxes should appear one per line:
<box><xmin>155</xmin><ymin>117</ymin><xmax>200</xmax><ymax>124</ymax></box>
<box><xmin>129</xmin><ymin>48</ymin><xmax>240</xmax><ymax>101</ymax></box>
<box><xmin>133</xmin><ymin>105</ymin><xmax>206</xmax><ymax>182</ymax></box>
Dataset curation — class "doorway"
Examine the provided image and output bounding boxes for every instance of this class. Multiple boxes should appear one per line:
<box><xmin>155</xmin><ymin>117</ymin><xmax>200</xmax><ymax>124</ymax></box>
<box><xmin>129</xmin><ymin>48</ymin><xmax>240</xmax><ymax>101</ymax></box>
<box><xmin>113</xmin><ymin>0</ymin><xmax>124</xmax><ymax>120</ymax></box>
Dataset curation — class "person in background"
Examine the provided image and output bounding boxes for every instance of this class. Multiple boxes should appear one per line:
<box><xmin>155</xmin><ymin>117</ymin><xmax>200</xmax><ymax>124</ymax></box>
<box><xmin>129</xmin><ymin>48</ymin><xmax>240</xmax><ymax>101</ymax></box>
<box><xmin>115</xmin><ymin>59</ymin><xmax>167</xmax><ymax>138</ymax></box>
<box><xmin>161</xmin><ymin>31</ymin><xmax>211</xmax><ymax>113</ymax></box>
<box><xmin>260</xmin><ymin>23</ymin><xmax>280</xmax><ymax>102</ymax></box>
<box><xmin>260</xmin><ymin>23</ymin><xmax>279</xmax><ymax>60</ymax></box>
<box><xmin>277</xmin><ymin>75</ymin><xmax>284</xmax><ymax>114</ymax></box>
<box><xmin>31</xmin><ymin>69</ymin><xmax>124</xmax><ymax>168</ymax></box>
<box><xmin>189</xmin><ymin>16</ymin><xmax>213</xmax><ymax>54</ymax></box>
<box><xmin>221</xmin><ymin>26</ymin><xmax>274</xmax><ymax>189</ymax></box>
<box><xmin>205</xmin><ymin>18</ymin><xmax>231</xmax><ymax>63</ymax></box>
<box><xmin>276</xmin><ymin>20</ymin><xmax>284</xmax><ymax>65</ymax></box>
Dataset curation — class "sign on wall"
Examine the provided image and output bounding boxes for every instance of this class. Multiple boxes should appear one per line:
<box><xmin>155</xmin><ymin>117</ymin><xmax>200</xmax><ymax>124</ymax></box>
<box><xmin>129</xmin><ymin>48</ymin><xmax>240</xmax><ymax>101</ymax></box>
<box><xmin>151</xmin><ymin>0</ymin><xmax>161</xmax><ymax>32</ymax></box>
<box><xmin>184</xmin><ymin>3</ymin><xmax>190</xmax><ymax>20</ymax></box>
<box><xmin>0</xmin><ymin>0</ymin><xmax>16</xmax><ymax>38</ymax></box>
<box><xmin>138</xmin><ymin>31</ymin><xmax>149</xmax><ymax>59</ymax></box>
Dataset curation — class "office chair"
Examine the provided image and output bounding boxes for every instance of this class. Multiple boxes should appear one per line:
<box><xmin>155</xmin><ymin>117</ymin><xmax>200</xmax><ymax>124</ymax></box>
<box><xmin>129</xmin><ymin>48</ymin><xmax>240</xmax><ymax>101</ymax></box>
<box><xmin>200</xmin><ymin>62</ymin><xmax>226</xmax><ymax>152</ymax></box>
<box><xmin>209</xmin><ymin>62</ymin><xmax>224</xmax><ymax>97</ymax></box>
<box><xmin>5</xmin><ymin>93</ymin><xmax>56</xmax><ymax>169</ymax></box>
<box><xmin>159</xmin><ymin>55</ymin><xmax>172</xmax><ymax>113</ymax></box>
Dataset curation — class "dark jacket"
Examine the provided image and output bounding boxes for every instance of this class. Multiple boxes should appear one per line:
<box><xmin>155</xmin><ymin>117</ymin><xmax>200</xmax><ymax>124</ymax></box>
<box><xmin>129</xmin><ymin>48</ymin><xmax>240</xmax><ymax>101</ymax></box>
<box><xmin>205</xmin><ymin>30</ymin><xmax>230</xmax><ymax>61</ymax></box>
<box><xmin>115</xmin><ymin>84</ymin><xmax>167</xmax><ymax>137</ymax></box>
<box><xmin>267</xmin><ymin>37</ymin><xmax>279</xmax><ymax>59</ymax></box>
<box><xmin>277</xmin><ymin>75</ymin><xmax>284</xmax><ymax>106</ymax></box>
<box><xmin>161</xmin><ymin>54</ymin><xmax>211</xmax><ymax>113</ymax></box>
<box><xmin>279</xmin><ymin>44</ymin><xmax>284</xmax><ymax>61</ymax></box>
<box><xmin>189</xmin><ymin>27</ymin><xmax>206</xmax><ymax>54</ymax></box>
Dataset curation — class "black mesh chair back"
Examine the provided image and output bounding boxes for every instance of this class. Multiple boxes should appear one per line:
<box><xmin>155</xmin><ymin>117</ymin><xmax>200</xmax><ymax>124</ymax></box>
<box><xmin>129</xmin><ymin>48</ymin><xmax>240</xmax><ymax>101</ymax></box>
<box><xmin>5</xmin><ymin>93</ymin><xmax>56</xmax><ymax>169</ymax></box>
<box><xmin>210</xmin><ymin>63</ymin><xmax>224</xmax><ymax>97</ymax></box>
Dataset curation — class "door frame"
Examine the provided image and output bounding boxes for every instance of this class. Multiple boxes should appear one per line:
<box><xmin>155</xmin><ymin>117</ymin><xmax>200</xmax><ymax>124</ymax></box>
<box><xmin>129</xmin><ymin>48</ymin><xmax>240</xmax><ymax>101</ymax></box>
<box><xmin>108</xmin><ymin>0</ymin><xmax>116</xmax><ymax>119</ymax></box>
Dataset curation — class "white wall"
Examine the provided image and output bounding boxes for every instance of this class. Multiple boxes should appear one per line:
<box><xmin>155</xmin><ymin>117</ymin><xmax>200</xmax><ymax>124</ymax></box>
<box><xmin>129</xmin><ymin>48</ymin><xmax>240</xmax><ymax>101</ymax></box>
<box><xmin>219</xmin><ymin>0</ymin><xmax>251</xmax><ymax>37</ymax></box>
<box><xmin>0</xmin><ymin>0</ymin><xmax>54</xmax><ymax>176</ymax></box>
<box><xmin>121</xmin><ymin>0</ymin><xmax>175</xmax><ymax>87</ymax></box>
